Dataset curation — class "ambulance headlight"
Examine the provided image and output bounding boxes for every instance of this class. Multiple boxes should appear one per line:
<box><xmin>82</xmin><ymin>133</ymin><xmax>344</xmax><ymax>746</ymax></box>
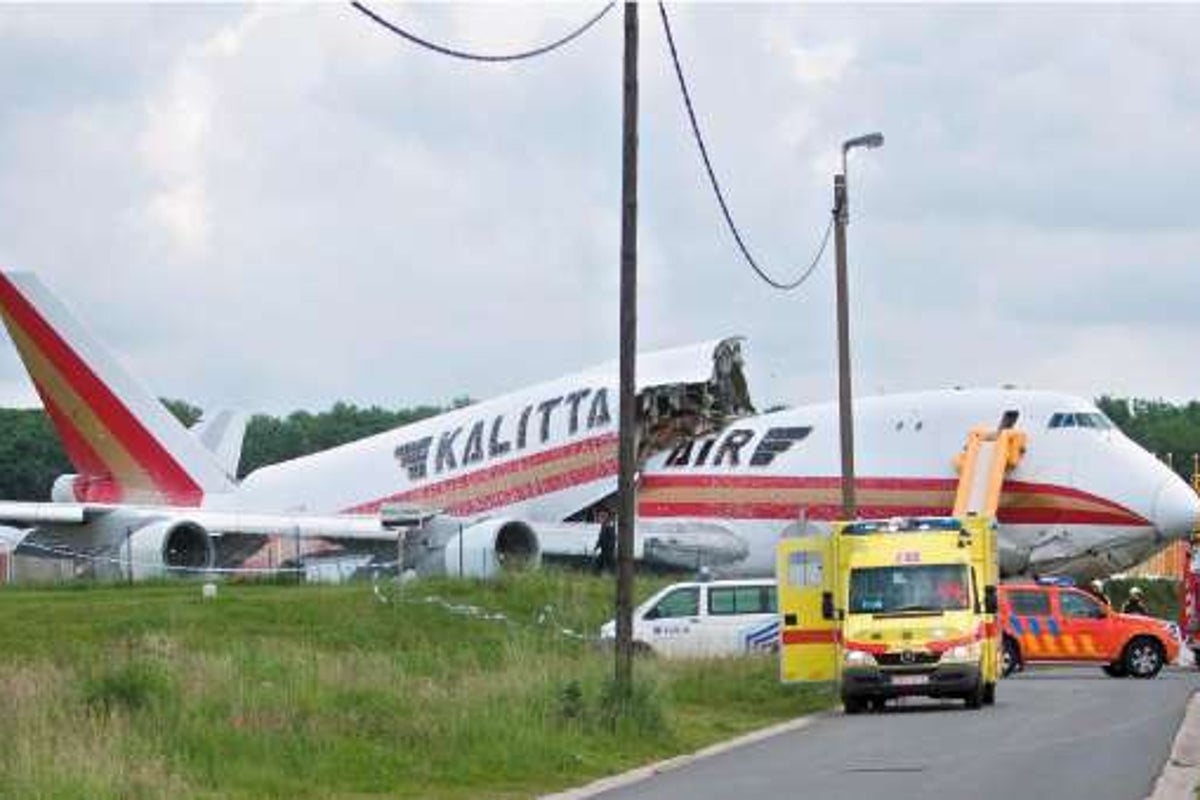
<box><xmin>844</xmin><ymin>649</ymin><xmax>876</xmax><ymax>666</ymax></box>
<box><xmin>943</xmin><ymin>641</ymin><xmax>982</xmax><ymax>662</ymax></box>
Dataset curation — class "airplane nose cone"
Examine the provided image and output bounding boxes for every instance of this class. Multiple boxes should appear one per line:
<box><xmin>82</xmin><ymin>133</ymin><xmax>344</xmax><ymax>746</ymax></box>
<box><xmin>1152</xmin><ymin>476</ymin><xmax>1200</xmax><ymax>542</ymax></box>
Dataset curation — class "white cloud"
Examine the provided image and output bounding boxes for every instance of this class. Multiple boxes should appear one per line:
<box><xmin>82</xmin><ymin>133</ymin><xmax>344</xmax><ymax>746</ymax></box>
<box><xmin>0</xmin><ymin>3</ymin><xmax>1198</xmax><ymax>418</ymax></box>
<box><xmin>787</xmin><ymin>40</ymin><xmax>855</xmax><ymax>87</ymax></box>
<box><xmin>136</xmin><ymin>8</ymin><xmax>272</xmax><ymax>260</ymax></box>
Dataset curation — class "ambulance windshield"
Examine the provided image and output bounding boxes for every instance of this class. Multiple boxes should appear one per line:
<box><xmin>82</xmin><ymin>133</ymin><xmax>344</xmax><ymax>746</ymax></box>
<box><xmin>849</xmin><ymin>564</ymin><xmax>970</xmax><ymax>615</ymax></box>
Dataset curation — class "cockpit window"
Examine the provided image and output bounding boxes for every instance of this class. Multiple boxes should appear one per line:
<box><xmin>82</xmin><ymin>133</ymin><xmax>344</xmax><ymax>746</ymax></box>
<box><xmin>1048</xmin><ymin>411</ymin><xmax>1114</xmax><ymax>430</ymax></box>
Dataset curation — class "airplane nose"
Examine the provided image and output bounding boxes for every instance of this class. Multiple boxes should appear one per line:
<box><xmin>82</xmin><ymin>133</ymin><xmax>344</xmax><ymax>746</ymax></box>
<box><xmin>1151</xmin><ymin>476</ymin><xmax>1200</xmax><ymax>542</ymax></box>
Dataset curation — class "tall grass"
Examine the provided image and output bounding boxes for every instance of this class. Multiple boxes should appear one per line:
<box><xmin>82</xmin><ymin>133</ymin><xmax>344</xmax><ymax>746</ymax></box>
<box><xmin>0</xmin><ymin>573</ymin><xmax>830</xmax><ymax>798</ymax></box>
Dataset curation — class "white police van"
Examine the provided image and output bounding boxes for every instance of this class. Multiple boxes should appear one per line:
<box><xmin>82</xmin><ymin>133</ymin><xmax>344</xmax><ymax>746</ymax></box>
<box><xmin>599</xmin><ymin>578</ymin><xmax>779</xmax><ymax>657</ymax></box>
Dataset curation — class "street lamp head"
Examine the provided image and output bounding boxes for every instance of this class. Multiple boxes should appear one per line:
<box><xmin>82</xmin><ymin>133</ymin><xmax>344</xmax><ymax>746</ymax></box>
<box><xmin>842</xmin><ymin>132</ymin><xmax>885</xmax><ymax>153</ymax></box>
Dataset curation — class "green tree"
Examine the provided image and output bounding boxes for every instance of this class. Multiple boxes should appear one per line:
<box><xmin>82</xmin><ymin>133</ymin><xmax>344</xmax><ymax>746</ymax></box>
<box><xmin>0</xmin><ymin>408</ymin><xmax>71</xmax><ymax>500</ymax></box>
<box><xmin>1096</xmin><ymin>396</ymin><xmax>1200</xmax><ymax>483</ymax></box>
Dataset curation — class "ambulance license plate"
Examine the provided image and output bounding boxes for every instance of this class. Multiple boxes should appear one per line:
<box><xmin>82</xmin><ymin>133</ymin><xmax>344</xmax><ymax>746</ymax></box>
<box><xmin>891</xmin><ymin>675</ymin><xmax>928</xmax><ymax>686</ymax></box>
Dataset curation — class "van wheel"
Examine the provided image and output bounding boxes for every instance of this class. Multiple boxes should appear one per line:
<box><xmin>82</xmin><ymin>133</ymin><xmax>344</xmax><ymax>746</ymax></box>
<box><xmin>843</xmin><ymin>696</ymin><xmax>867</xmax><ymax>715</ymax></box>
<box><xmin>632</xmin><ymin>641</ymin><xmax>654</xmax><ymax>657</ymax></box>
<box><xmin>963</xmin><ymin>681</ymin><xmax>984</xmax><ymax>710</ymax></box>
<box><xmin>1123</xmin><ymin>637</ymin><xmax>1164</xmax><ymax>678</ymax></box>
<box><xmin>982</xmin><ymin>682</ymin><xmax>996</xmax><ymax>705</ymax></box>
<box><xmin>1001</xmin><ymin>636</ymin><xmax>1021</xmax><ymax>677</ymax></box>
<box><xmin>1102</xmin><ymin>662</ymin><xmax>1128</xmax><ymax>678</ymax></box>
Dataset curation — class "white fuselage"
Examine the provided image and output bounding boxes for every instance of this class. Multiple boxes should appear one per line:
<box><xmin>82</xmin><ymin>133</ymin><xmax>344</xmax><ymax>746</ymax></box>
<box><xmin>639</xmin><ymin>389</ymin><xmax>1198</xmax><ymax>579</ymax></box>
<box><xmin>215</xmin><ymin>387</ymin><xmax>1197</xmax><ymax>580</ymax></box>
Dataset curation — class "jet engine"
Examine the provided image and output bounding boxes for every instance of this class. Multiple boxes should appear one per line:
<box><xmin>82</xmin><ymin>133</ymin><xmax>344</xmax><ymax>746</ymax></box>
<box><xmin>124</xmin><ymin>520</ymin><xmax>214</xmax><ymax>580</ymax></box>
<box><xmin>440</xmin><ymin>518</ymin><xmax>540</xmax><ymax>578</ymax></box>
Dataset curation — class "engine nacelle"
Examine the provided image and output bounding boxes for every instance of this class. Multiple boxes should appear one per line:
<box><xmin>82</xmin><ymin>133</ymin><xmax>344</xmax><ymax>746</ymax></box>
<box><xmin>123</xmin><ymin>520</ymin><xmax>214</xmax><ymax>580</ymax></box>
<box><xmin>442</xmin><ymin>519</ymin><xmax>540</xmax><ymax>578</ymax></box>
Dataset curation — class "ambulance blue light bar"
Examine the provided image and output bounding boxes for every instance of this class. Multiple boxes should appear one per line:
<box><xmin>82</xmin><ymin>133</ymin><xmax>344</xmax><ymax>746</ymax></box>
<box><xmin>842</xmin><ymin>517</ymin><xmax>963</xmax><ymax>535</ymax></box>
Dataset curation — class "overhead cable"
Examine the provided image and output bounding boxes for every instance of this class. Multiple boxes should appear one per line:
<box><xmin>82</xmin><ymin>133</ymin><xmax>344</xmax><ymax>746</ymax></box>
<box><xmin>350</xmin><ymin>2</ymin><xmax>615</xmax><ymax>63</ymax></box>
<box><xmin>658</xmin><ymin>2</ymin><xmax>833</xmax><ymax>292</ymax></box>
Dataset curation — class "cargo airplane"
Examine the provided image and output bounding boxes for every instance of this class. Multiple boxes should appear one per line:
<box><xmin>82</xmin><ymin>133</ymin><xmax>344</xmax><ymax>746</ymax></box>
<box><xmin>0</xmin><ymin>271</ymin><xmax>1195</xmax><ymax>581</ymax></box>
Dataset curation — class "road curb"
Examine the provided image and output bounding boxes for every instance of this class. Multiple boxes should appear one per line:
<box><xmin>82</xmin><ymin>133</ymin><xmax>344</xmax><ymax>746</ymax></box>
<box><xmin>539</xmin><ymin>713</ymin><xmax>827</xmax><ymax>800</ymax></box>
<box><xmin>1146</xmin><ymin>690</ymin><xmax>1200</xmax><ymax>800</ymax></box>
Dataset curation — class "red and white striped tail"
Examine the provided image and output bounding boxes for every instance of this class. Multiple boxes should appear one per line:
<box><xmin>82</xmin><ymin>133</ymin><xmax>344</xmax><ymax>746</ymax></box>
<box><xmin>0</xmin><ymin>271</ymin><xmax>235</xmax><ymax>505</ymax></box>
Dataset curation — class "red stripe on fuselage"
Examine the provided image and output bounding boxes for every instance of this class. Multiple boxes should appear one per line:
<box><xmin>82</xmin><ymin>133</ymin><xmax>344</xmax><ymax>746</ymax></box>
<box><xmin>341</xmin><ymin>437</ymin><xmax>1148</xmax><ymax>529</ymax></box>
<box><xmin>0</xmin><ymin>274</ymin><xmax>202</xmax><ymax>505</ymax></box>
<box><xmin>637</xmin><ymin>474</ymin><xmax>1150</xmax><ymax>527</ymax></box>
<box><xmin>345</xmin><ymin>433</ymin><xmax>619</xmax><ymax>515</ymax></box>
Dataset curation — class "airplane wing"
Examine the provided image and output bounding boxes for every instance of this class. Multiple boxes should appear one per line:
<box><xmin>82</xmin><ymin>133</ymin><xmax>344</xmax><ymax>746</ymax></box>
<box><xmin>0</xmin><ymin>500</ymin><xmax>388</xmax><ymax>540</ymax></box>
<box><xmin>2</xmin><ymin>499</ymin><xmax>753</xmax><ymax>579</ymax></box>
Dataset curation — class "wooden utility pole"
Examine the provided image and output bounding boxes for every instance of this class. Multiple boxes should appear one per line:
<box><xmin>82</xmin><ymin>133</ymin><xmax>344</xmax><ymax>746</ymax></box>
<box><xmin>615</xmin><ymin>0</ymin><xmax>638</xmax><ymax>695</ymax></box>
<box><xmin>832</xmin><ymin>133</ymin><xmax>883</xmax><ymax>521</ymax></box>
<box><xmin>833</xmin><ymin>172</ymin><xmax>856</xmax><ymax>519</ymax></box>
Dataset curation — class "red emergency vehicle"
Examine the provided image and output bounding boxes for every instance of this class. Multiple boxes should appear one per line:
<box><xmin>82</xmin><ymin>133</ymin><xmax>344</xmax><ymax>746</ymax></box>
<box><xmin>999</xmin><ymin>582</ymin><xmax>1178</xmax><ymax>678</ymax></box>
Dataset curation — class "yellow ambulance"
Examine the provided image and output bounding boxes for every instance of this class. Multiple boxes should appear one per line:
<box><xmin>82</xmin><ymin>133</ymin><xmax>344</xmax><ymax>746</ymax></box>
<box><xmin>778</xmin><ymin>516</ymin><xmax>1001</xmax><ymax>713</ymax></box>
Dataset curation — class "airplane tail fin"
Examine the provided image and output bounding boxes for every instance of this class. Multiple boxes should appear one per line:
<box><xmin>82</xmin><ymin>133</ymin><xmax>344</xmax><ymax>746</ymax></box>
<box><xmin>0</xmin><ymin>271</ymin><xmax>236</xmax><ymax>505</ymax></box>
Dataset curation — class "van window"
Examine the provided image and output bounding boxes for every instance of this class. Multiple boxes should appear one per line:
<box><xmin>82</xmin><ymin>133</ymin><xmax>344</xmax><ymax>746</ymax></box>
<box><xmin>1060</xmin><ymin>591</ymin><xmax>1105</xmax><ymax>619</ymax></box>
<box><xmin>1007</xmin><ymin>590</ymin><xmax>1050</xmax><ymax>616</ymax></box>
<box><xmin>709</xmin><ymin>585</ymin><xmax>776</xmax><ymax>615</ymax></box>
<box><xmin>646</xmin><ymin>587</ymin><xmax>699</xmax><ymax>620</ymax></box>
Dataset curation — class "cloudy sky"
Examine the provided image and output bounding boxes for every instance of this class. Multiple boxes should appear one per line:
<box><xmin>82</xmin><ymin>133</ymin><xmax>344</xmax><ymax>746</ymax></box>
<box><xmin>0</xmin><ymin>3</ymin><xmax>1197</xmax><ymax>416</ymax></box>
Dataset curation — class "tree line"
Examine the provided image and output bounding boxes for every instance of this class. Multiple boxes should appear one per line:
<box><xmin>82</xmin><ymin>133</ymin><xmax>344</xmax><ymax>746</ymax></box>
<box><xmin>0</xmin><ymin>397</ymin><xmax>467</xmax><ymax>501</ymax></box>
<box><xmin>0</xmin><ymin>396</ymin><xmax>1195</xmax><ymax>501</ymax></box>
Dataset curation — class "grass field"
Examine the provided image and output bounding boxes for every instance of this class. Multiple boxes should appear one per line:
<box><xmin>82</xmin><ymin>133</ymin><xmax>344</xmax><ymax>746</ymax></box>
<box><xmin>0</xmin><ymin>572</ymin><xmax>830</xmax><ymax>799</ymax></box>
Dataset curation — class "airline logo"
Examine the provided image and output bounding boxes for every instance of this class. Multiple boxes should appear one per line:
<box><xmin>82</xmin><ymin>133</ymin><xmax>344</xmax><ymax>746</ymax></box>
<box><xmin>369</xmin><ymin>408</ymin><xmax>808</xmax><ymax>517</ymax></box>
<box><xmin>393</xmin><ymin>386</ymin><xmax>613</xmax><ymax>482</ymax></box>
<box><xmin>662</xmin><ymin>426</ymin><xmax>812</xmax><ymax>469</ymax></box>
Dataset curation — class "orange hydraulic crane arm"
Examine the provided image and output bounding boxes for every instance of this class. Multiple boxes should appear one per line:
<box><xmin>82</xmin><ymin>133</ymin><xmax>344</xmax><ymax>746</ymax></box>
<box><xmin>952</xmin><ymin>426</ymin><xmax>1028</xmax><ymax>518</ymax></box>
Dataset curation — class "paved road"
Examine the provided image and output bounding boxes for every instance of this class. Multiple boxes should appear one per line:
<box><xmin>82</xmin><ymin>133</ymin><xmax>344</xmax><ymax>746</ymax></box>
<box><xmin>596</xmin><ymin>666</ymin><xmax>1199</xmax><ymax>800</ymax></box>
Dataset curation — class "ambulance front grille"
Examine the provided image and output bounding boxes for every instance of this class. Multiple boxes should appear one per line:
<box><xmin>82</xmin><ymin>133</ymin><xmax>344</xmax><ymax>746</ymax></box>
<box><xmin>876</xmin><ymin>651</ymin><xmax>940</xmax><ymax>667</ymax></box>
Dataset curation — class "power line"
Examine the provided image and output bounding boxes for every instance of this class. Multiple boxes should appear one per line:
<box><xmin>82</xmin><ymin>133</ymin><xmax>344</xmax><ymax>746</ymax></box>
<box><xmin>350</xmin><ymin>2</ymin><xmax>615</xmax><ymax>63</ymax></box>
<box><xmin>657</xmin><ymin>2</ymin><xmax>833</xmax><ymax>292</ymax></box>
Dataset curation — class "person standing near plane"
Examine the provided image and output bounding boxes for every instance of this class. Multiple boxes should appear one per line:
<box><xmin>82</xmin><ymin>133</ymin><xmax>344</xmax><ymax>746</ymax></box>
<box><xmin>593</xmin><ymin>508</ymin><xmax>616</xmax><ymax>574</ymax></box>
<box><xmin>1123</xmin><ymin>586</ymin><xmax>1150</xmax><ymax>616</ymax></box>
<box><xmin>1085</xmin><ymin>579</ymin><xmax>1110</xmax><ymax>605</ymax></box>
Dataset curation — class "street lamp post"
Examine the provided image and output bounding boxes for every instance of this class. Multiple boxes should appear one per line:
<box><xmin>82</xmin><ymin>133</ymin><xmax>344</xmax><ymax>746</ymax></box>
<box><xmin>833</xmin><ymin>132</ymin><xmax>884</xmax><ymax>520</ymax></box>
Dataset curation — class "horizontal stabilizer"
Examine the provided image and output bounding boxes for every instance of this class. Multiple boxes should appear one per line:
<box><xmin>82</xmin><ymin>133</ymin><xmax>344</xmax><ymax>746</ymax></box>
<box><xmin>192</xmin><ymin>409</ymin><xmax>248</xmax><ymax>480</ymax></box>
